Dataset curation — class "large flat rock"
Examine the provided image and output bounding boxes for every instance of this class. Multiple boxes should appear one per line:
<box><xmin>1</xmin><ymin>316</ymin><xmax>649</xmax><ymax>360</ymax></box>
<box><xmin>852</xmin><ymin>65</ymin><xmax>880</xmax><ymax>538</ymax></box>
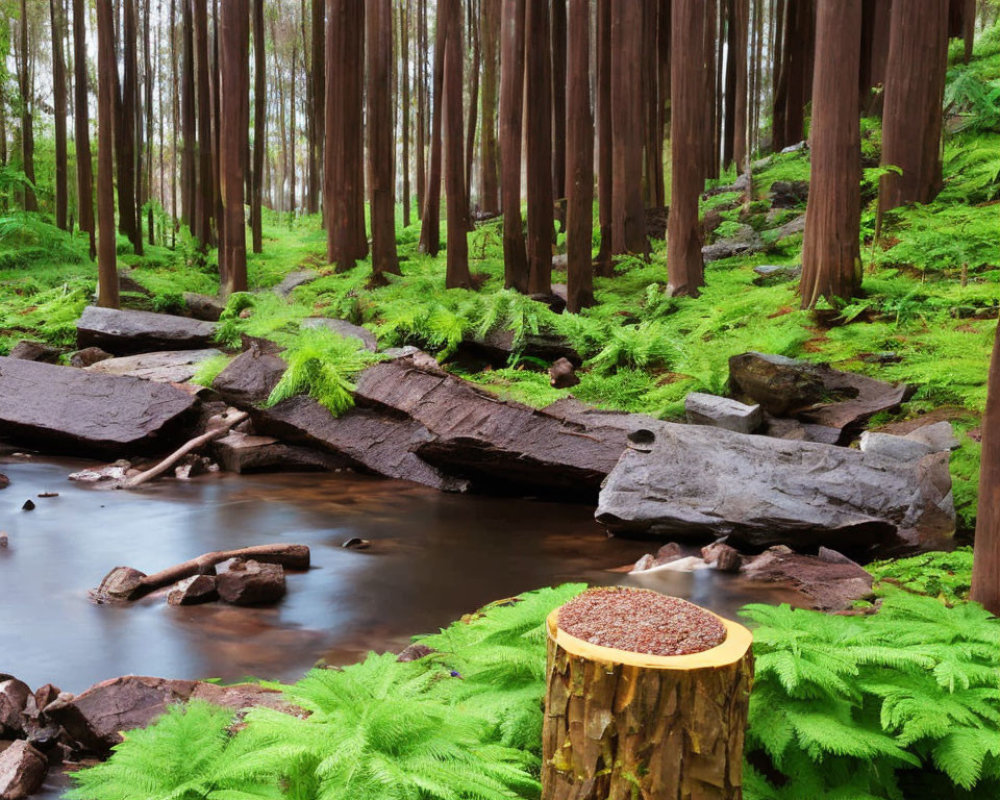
<box><xmin>76</xmin><ymin>306</ymin><xmax>218</xmax><ymax>355</ymax></box>
<box><xmin>596</xmin><ymin>421</ymin><xmax>950</xmax><ymax>552</ymax></box>
<box><xmin>85</xmin><ymin>349</ymin><xmax>223</xmax><ymax>383</ymax></box>
<box><xmin>0</xmin><ymin>357</ymin><xmax>198</xmax><ymax>456</ymax></box>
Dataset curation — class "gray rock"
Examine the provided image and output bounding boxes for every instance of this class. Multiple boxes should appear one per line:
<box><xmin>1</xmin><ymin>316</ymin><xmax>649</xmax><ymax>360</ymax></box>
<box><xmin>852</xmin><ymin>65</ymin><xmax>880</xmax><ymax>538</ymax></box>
<box><xmin>752</xmin><ymin>264</ymin><xmax>802</xmax><ymax>286</ymax></box>
<box><xmin>76</xmin><ymin>306</ymin><xmax>217</xmax><ymax>355</ymax></box>
<box><xmin>596</xmin><ymin>421</ymin><xmax>949</xmax><ymax>552</ymax></box>
<box><xmin>85</xmin><ymin>349</ymin><xmax>223</xmax><ymax>384</ymax></box>
<box><xmin>69</xmin><ymin>347</ymin><xmax>114</xmax><ymax>368</ymax></box>
<box><xmin>859</xmin><ymin>431</ymin><xmax>935</xmax><ymax>462</ymax></box>
<box><xmin>551</xmin><ymin>254</ymin><xmax>568</xmax><ymax>271</ymax></box>
<box><xmin>216</xmin><ymin>559</ymin><xmax>286</xmax><ymax>606</ymax></box>
<box><xmin>182</xmin><ymin>293</ymin><xmax>226</xmax><ymax>322</ymax></box>
<box><xmin>8</xmin><ymin>341</ymin><xmax>61</xmax><ymax>364</ymax></box>
<box><xmin>167</xmin><ymin>574</ymin><xmax>219</xmax><ymax>606</ymax></box>
<box><xmin>770</xmin><ymin>180</ymin><xmax>809</xmax><ymax>209</ymax></box>
<box><xmin>773</xmin><ymin>213</ymin><xmax>807</xmax><ymax>240</ymax></box>
<box><xmin>779</xmin><ymin>141</ymin><xmax>808</xmax><ymax>155</ymax></box>
<box><xmin>741</xmin><ymin>546</ymin><xmax>873</xmax><ymax>611</ymax></box>
<box><xmin>685</xmin><ymin>392</ymin><xmax>762</xmax><ymax>434</ymax></box>
<box><xmin>273</xmin><ymin>270</ymin><xmax>320</xmax><ymax>297</ymax></box>
<box><xmin>457</xmin><ymin>328</ymin><xmax>582</xmax><ymax>367</ymax></box>
<box><xmin>701</xmin><ymin>542</ymin><xmax>743</xmax><ymax>572</ymax></box>
<box><xmin>212</xmin><ymin>430</ymin><xmax>347</xmax><ymax>474</ymax></box>
<box><xmin>0</xmin><ymin>740</ymin><xmax>47</xmax><ymax>800</ymax></box>
<box><xmin>116</xmin><ymin>269</ymin><xmax>151</xmax><ymax>296</ymax></box>
<box><xmin>701</xmin><ymin>224</ymin><xmax>764</xmax><ymax>262</ymax></box>
<box><xmin>905</xmin><ymin>421</ymin><xmax>960</xmax><ymax>453</ymax></box>
<box><xmin>301</xmin><ymin>318</ymin><xmax>377</xmax><ymax>352</ymax></box>
<box><xmin>94</xmin><ymin>566</ymin><xmax>148</xmax><ymax>602</ymax></box>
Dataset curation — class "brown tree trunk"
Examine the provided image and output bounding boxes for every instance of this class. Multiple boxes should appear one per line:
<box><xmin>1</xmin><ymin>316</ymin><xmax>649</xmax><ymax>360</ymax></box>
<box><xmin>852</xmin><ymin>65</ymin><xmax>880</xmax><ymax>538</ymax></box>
<box><xmin>773</xmin><ymin>0</ymin><xmax>813</xmax><ymax>150</ymax></box>
<box><xmin>595</xmin><ymin>0</ymin><xmax>612</xmax><ymax>273</ymax></box>
<box><xmin>478</xmin><ymin>0</ymin><xmax>500</xmax><ymax>216</ymax></box>
<box><xmin>143</xmin><ymin>0</ymin><xmax>154</xmax><ymax>245</ymax></box>
<box><xmin>525</xmin><ymin>0</ymin><xmax>553</xmax><ymax>294</ymax></box>
<box><xmin>443</xmin><ymin>0</ymin><xmax>472</xmax><ymax>288</ymax></box>
<box><xmin>219</xmin><ymin>0</ymin><xmax>249</xmax><ymax>294</ymax></box>
<box><xmin>17</xmin><ymin>0</ymin><xmax>36</xmax><ymax>211</ymax></box>
<box><xmin>419</xmin><ymin>3</ymin><xmax>446</xmax><ymax>255</ymax></box>
<box><xmin>667</xmin><ymin>0</ymin><xmax>704</xmax><ymax>297</ymax></box>
<box><xmin>800</xmin><ymin>0</ymin><xmax>862</xmax><ymax>309</ymax></box>
<box><xmin>499</xmin><ymin>0</ymin><xmax>528</xmax><ymax>292</ymax></box>
<box><xmin>731</xmin><ymin>0</ymin><xmax>749</xmax><ymax>170</ymax></box>
<box><xmin>565</xmin><ymin>0</ymin><xmax>593</xmax><ymax>314</ymax></box>
<box><xmin>702</xmin><ymin>0</ymin><xmax>717</xmax><ymax>179</ymax></box>
<box><xmin>971</xmin><ymin>325</ymin><xmax>1000</xmax><ymax>616</ymax></box>
<box><xmin>181</xmin><ymin>0</ymin><xmax>196</xmax><ymax>227</ymax></box>
<box><xmin>72</xmin><ymin>0</ymin><xmax>95</xmax><ymax>256</ymax></box>
<box><xmin>117</xmin><ymin>0</ymin><xmax>140</xmax><ymax>253</ymax></box>
<box><xmin>610</xmin><ymin>0</ymin><xmax>648</xmax><ymax>255</ymax></box>
<box><xmin>551</xmin><ymin>0</ymin><xmax>567</xmax><ymax>222</ymax></box>
<box><xmin>401</xmin><ymin>0</ymin><xmax>412</xmax><ymax>227</ymax></box>
<box><xmin>96</xmin><ymin>0</ymin><xmax>119</xmax><ymax>309</ymax></box>
<box><xmin>860</xmin><ymin>0</ymin><xmax>892</xmax><ymax>114</ymax></box>
<box><xmin>878</xmin><ymin>0</ymin><xmax>948</xmax><ymax>213</ymax></box>
<box><xmin>541</xmin><ymin>598</ymin><xmax>754</xmax><ymax>799</ymax></box>
<box><xmin>465</xmin><ymin>0</ymin><xmax>481</xmax><ymax>215</ymax></box>
<box><xmin>193</xmin><ymin>0</ymin><xmax>215</xmax><ymax>246</ymax></box>
<box><xmin>251</xmin><ymin>0</ymin><xmax>264</xmax><ymax>253</ymax></box>
<box><xmin>415</xmin><ymin>0</ymin><xmax>427</xmax><ymax>216</ymax></box>
<box><xmin>367</xmin><ymin>0</ymin><xmax>401</xmax><ymax>279</ymax></box>
<box><xmin>325</xmin><ymin>0</ymin><xmax>368</xmax><ymax>269</ymax></box>
<box><xmin>657</xmin><ymin>0</ymin><xmax>671</xmax><ymax>207</ymax></box>
<box><xmin>50</xmin><ymin>0</ymin><xmax>69</xmax><ymax>230</ymax></box>
<box><xmin>308</xmin><ymin>0</ymin><xmax>324</xmax><ymax>216</ymax></box>
<box><xmin>641</xmin><ymin>0</ymin><xmax>662</xmax><ymax>208</ymax></box>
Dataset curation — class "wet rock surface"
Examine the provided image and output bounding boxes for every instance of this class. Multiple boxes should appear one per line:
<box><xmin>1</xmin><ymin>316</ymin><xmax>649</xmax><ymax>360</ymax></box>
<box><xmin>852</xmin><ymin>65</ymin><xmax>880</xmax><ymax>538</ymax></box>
<box><xmin>216</xmin><ymin>559</ymin><xmax>286</xmax><ymax>606</ymax></box>
<box><xmin>0</xmin><ymin>358</ymin><xmax>198</xmax><ymax>456</ymax></box>
<box><xmin>167</xmin><ymin>574</ymin><xmax>219</xmax><ymax>606</ymax></box>
<box><xmin>76</xmin><ymin>307</ymin><xmax>217</xmax><ymax>355</ymax></box>
<box><xmin>741</xmin><ymin>546</ymin><xmax>874</xmax><ymax>612</ymax></box>
<box><xmin>212</xmin><ymin>430</ymin><xmax>347</xmax><ymax>474</ymax></box>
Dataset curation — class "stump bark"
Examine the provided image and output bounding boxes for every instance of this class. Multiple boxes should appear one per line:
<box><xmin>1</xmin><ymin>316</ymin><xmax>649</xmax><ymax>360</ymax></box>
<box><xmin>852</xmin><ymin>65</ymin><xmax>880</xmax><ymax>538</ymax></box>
<box><xmin>542</xmin><ymin>595</ymin><xmax>753</xmax><ymax>799</ymax></box>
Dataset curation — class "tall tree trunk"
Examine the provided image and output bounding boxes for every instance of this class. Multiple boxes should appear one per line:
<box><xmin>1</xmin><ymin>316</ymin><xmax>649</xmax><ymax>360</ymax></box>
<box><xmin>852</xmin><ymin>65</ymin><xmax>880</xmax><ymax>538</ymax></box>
<box><xmin>72</xmin><ymin>0</ymin><xmax>95</xmax><ymax>256</ymax></box>
<box><xmin>702</xmin><ymin>0</ymin><xmax>717</xmax><ymax>179</ymax></box>
<box><xmin>773</xmin><ymin>0</ymin><xmax>813</xmax><ymax>150</ymax></box>
<box><xmin>401</xmin><ymin>0</ymin><xmax>412</xmax><ymax>226</ymax></box>
<box><xmin>290</xmin><ymin>40</ymin><xmax>298</xmax><ymax>215</ymax></box>
<box><xmin>212</xmin><ymin>0</ymin><xmax>224</xmax><ymax>250</ymax></box>
<box><xmin>878</xmin><ymin>0</ymin><xmax>948</xmax><ymax>213</ymax></box>
<box><xmin>971</xmin><ymin>325</ymin><xmax>1000</xmax><ymax>616</ymax></box>
<box><xmin>595</xmin><ymin>0</ymin><xmax>612</xmax><ymax>273</ymax></box>
<box><xmin>465</xmin><ymin>0</ymin><xmax>480</xmax><ymax>215</ymax></box>
<box><xmin>325</xmin><ymin>0</ymin><xmax>368</xmax><ymax>269</ymax></box>
<box><xmin>193</xmin><ymin>0</ymin><xmax>214</xmax><ymax>245</ymax></box>
<box><xmin>118</xmin><ymin>0</ymin><xmax>140</xmax><ymax>252</ymax></box>
<box><xmin>418</xmin><ymin>3</ymin><xmax>446</xmax><ymax>254</ymax></box>
<box><xmin>642</xmin><ymin>0</ymin><xmax>663</xmax><ymax>209</ymax></box>
<box><xmin>611</xmin><ymin>0</ymin><xmax>648</xmax><ymax>255</ymax></box>
<box><xmin>415</xmin><ymin>0</ymin><xmax>426</xmax><ymax>215</ymax></box>
<box><xmin>478</xmin><ymin>0</ymin><xmax>500</xmax><ymax>216</ymax></box>
<box><xmin>499</xmin><ymin>0</ymin><xmax>528</xmax><ymax>291</ymax></box>
<box><xmin>667</xmin><ymin>0</ymin><xmax>704</xmax><ymax>297</ymax></box>
<box><xmin>220</xmin><ymin>0</ymin><xmax>249</xmax><ymax>294</ymax></box>
<box><xmin>96</xmin><ymin>0</ymin><xmax>119</xmax><ymax>308</ymax></box>
<box><xmin>368</xmin><ymin>0</ymin><xmax>401</xmax><ymax>279</ymax></box>
<box><xmin>860</xmin><ymin>0</ymin><xmax>892</xmax><ymax>113</ymax></box>
<box><xmin>181</xmin><ymin>0</ymin><xmax>196</xmax><ymax>227</ymax></box>
<box><xmin>800</xmin><ymin>0</ymin><xmax>862</xmax><ymax>308</ymax></box>
<box><xmin>565</xmin><ymin>0</ymin><xmax>593</xmax><ymax>313</ymax></box>
<box><xmin>732</xmin><ymin>0</ymin><xmax>749</xmax><ymax>170</ymax></box>
<box><xmin>144</xmin><ymin>0</ymin><xmax>154</xmax><ymax>245</ymax></box>
<box><xmin>273</xmin><ymin>20</ymin><xmax>287</xmax><ymax>214</ymax></box>
<box><xmin>550</xmin><ymin>0</ymin><xmax>567</xmax><ymax>221</ymax></box>
<box><xmin>50</xmin><ymin>0</ymin><xmax>69</xmax><ymax>229</ymax></box>
<box><xmin>525</xmin><ymin>0</ymin><xmax>553</xmax><ymax>294</ymax></box>
<box><xmin>309</xmin><ymin>0</ymin><xmax>324</xmax><ymax>215</ymax></box>
<box><xmin>442</xmin><ymin>0</ymin><xmax>471</xmax><ymax>288</ymax></box>
<box><xmin>251</xmin><ymin>0</ymin><xmax>265</xmax><ymax>253</ymax></box>
<box><xmin>17</xmin><ymin>0</ymin><xmax>37</xmax><ymax>211</ymax></box>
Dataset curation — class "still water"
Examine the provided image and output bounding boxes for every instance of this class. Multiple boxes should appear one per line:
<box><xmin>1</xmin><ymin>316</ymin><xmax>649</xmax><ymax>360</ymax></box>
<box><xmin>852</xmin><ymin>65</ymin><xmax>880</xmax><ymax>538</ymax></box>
<box><xmin>0</xmin><ymin>455</ymin><xmax>790</xmax><ymax>694</ymax></box>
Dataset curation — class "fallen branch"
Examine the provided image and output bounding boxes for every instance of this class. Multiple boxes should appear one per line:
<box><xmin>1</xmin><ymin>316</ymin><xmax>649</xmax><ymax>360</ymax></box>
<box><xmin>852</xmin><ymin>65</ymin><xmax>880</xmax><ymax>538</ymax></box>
<box><xmin>96</xmin><ymin>543</ymin><xmax>311</xmax><ymax>601</ymax></box>
<box><xmin>125</xmin><ymin>410</ymin><xmax>249</xmax><ymax>488</ymax></box>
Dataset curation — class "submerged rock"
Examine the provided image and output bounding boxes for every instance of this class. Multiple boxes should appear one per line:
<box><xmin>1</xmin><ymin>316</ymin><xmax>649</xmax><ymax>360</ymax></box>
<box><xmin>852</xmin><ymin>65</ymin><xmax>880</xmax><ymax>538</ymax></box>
<box><xmin>212</xmin><ymin>430</ymin><xmax>346</xmax><ymax>474</ymax></box>
<box><xmin>216</xmin><ymin>559</ymin><xmax>286</xmax><ymax>606</ymax></box>
<box><xmin>167</xmin><ymin>575</ymin><xmax>219</xmax><ymax>606</ymax></box>
<box><xmin>76</xmin><ymin>306</ymin><xmax>217</xmax><ymax>355</ymax></box>
<box><xmin>741</xmin><ymin>546</ymin><xmax>874</xmax><ymax>612</ymax></box>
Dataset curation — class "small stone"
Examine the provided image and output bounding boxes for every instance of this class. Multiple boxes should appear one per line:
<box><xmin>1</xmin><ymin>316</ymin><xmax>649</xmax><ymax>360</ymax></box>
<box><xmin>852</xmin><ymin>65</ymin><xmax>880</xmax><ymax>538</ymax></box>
<box><xmin>904</xmin><ymin>421</ymin><xmax>959</xmax><ymax>453</ymax></box>
<box><xmin>37</xmin><ymin>492</ymin><xmax>58</xmax><ymax>499</ymax></box>
<box><xmin>397</xmin><ymin>644</ymin><xmax>435</xmax><ymax>663</ymax></box>
<box><xmin>8</xmin><ymin>341</ymin><xmax>61</xmax><ymax>363</ymax></box>
<box><xmin>167</xmin><ymin>575</ymin><xmax>219</xmax><ymax>606</ymax></box>
<box><xmin>549</xmin><ymin>357</ymin><xmax>580</xmax><ymax>389</ymax></box>
<box><xmin>94</xmin><ymin>566</ymin><xmax>148</xmax><ymax>602</ymax></box>
<box><xmin>0</xmin><ymin>475</ymin><xmax>8</xmax><ymax>490</ymax></box>
<box><xmin>342</xmin><ymin>537</ymin><xmax>371</xmax><ymax>550</ymax></box>
<box><xmin>752</xmin><ymin>264</ymin><xmax>802</xmax><ymax>286</ymax></box>
<box><xmin>20</xmin><ymin>500</ymin><xmax>34</xmax><ymax>512</ymax></box>
<box><xmin>654</xmin><ymin>542</ymin><xmax>683</xmax><ymax>565</ymax></box>
<box><xmin>859</xmin><ymin>431</ymin><xmax>935</xmax><ymax>462</ymax></box>
<box><xmin>685</xmin><ymin>392</ymin><xmax>763</xmax><ymax>434</ymax></box>
<box><xmin>69</xmin><ymin>347</ymin><xmax>114</xmax><ymax>368</ymax></box>
<box><xmin>216</xmin><ymin>560</ymin><xmax>286</xmax><ymax>606</ymax></box>
<box><xmin>0</xmin><ymin>534</ymin><xmax>7</xmax><ymax>548</ymax></box>
<box><xmin>859</xmin><ymin>351</ymin><xmax>902</xmax><ymax>365</ymax></box>
<box><xmin>631</xmin><ymin>554</ymin><xmax>656</xmax><ymax>572</ymax></box>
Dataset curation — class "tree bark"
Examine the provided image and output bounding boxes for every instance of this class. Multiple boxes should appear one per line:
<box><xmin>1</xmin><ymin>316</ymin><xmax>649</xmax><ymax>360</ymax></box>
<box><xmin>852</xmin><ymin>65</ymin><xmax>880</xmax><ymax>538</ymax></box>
<box><xmin>610</xmin><ymin>0</ymin><xmax>647</xmax><ymax>255</ymax></box>
<box><xmin>595</xmin><ymin>0</ymin><xmax>612</xmax><ymax>273</ymax></box>
<box><xmin>667</xmin><ymin>0</ymin><xmax>704</xmax><ymax>297</ymax></box>
<box><xmin>72</xmin><ymin>0</ymin><xmax>95</xmax><ymax>256</ymax></box>
<box><xmin>368</xmin><ymin>0</ymin><xmax>402</xmax><ymax>280</ymax></box>
<box><xmin>702</xmin><ymin>0</ymin><xmax>717</xmax><ymax>179</ymax></box>
<box><xmin>565</xmin><ymin>0</ymin><xmax>593</xmax><ymax>314</ymax></box>
<box><xmin>641</xmin><ymin>0</ymin><xmax>662</xmax><ymax>208</ymax></box>
<box><xmin>50</xmin><ymin>0</ymin><xmax>69</xmax><ymax>230</ymax></box>
<box><xmin>878</xmin><ymin>0</ymin><xmax>948</xmax><ymax>213</ymax></box>
<box><xmin>551</xmin><ymin>0</ymin><xmax>567</xmax><ymax>221</ymax></box>
<box><xmin>219</xmin><ymin>0</ymin><xmax>249</xmax><ymax>294</ymax></box>
<box><xmin>800</xmin><ymin>0</ymin><xmax>862</xmax><ymax>309</ymax></box>
<box><xmin>17</xmin><ymin>0</ymin><xmax>37</xmax><ymax>211</ymax></box>
<box><xmin>308</xmin><ymin>0</ymin><xmax>325</xmax><ymax>215</ymax></box>
<box><xmin>525</xmin><ymin>0</ymin><xmax>553</xmax><ymax>294</ymax></box>
<box><xmin>117</xmin><ymin>0</ymin><xmax>140</xmax><ymax>253</ymax></box>
<box><xmin>541</xmin><ymin>600</ymin><xmax>754</xmax><ymax>799</ymax></box>
<box><xmin>860</xmin><ymin>0</ymin><xmax>892</xmax><ymax>114</ymax></box>
<box><xmin>415</xmin><ymin>0</ymin><xmax>427</xmax><ymax>215</ymax></box>
<box><xmin>96</xmin><ymin>0</ymin><xmax>119</xmax><ymax>309</ymax></box>
<box><xmin>192</xmin><ymin>0</ymin><xmax>215</xmax><ymax>246</ymax></box>
<box><xmin>731</xmin><ymin>0</ymin><xmax>749</xmax><ymax>170</ymax></box>
<box><xmin>465</xmin><ymin>0</ymin><xmax>481</xmax><ymax>215</ymax></box>
<box><xmin>499</xmin><ymin>0</ymin><xmax>528</xmax><ymax>292</ymax></box>
<box><xmin>181</xmin><ymin>0</ymin><xmax>196</xmax><ymax>227</ymax></box>
<box><xmin>419</xmin><ymin>2</ymin><xmax>446</xmax><ymax>255</ymax></box>
<box><xmin>772</xmin><ymin>0</ymin><xmax>813</xmax><ymax>151</ymax></box>
<box><xmin>251</xmin><ymin>0</ymin><xmax>265</xmax><ymax>253</ymax></box>
<box><xmin>401</xmin><ymin>0</ymin><xmax>412</xmax><ymax>227</ymax></box>
<box><xmin>971</xmin><ymin>325</ymin><xmax>1000</xmax><ymax>616</ymax></box>
<box><xmin>443</xmin><ymin>0</ymin><xmax>472</xmax><ymax>289</ymax></box>
<box><xmin>478</xmin><ymin>0</ymin><xmax>500</xmax><ymax>216</ymax></box>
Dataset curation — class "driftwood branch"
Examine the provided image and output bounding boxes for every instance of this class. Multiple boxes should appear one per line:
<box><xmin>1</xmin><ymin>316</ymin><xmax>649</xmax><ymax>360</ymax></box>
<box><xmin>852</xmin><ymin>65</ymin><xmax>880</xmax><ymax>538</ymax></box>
<box><xmin>125</xmin><ymin>410</ymin><xmax>249</xmax><ymax>488</ymax></box>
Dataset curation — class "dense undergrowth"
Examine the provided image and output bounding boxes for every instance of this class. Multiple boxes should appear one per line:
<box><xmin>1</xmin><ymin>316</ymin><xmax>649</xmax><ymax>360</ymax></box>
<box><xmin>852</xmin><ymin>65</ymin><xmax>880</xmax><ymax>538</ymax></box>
<box><xmin>67</xmin><ymin>554</ymin><xmax>1000</xmax><ymax>800</ymax></box>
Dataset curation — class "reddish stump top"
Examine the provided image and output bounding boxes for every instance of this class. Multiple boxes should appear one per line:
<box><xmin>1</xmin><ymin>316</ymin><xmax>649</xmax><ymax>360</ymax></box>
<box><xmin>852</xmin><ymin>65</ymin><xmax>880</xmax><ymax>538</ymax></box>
<box><xmin>557</xmin><ymin>587</ymin><xmax>727</xmax><ymax>657</ymax></box>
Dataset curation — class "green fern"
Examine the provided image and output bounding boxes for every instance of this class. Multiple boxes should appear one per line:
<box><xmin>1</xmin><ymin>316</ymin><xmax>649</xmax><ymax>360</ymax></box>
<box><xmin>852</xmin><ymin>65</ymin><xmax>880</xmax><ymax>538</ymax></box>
<box><xmin>866</xmin><ymin>548</ymin><xmax>975</xmax><ymax>605</ymax></box>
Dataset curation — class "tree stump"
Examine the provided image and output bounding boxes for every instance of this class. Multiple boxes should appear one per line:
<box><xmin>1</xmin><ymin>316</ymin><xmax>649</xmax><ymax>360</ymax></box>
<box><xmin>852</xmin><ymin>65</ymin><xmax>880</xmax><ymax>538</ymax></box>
<box><xmin>542</xmin><ymin>587</ymin><xmax>754</xmax><ymax>800</ymax></box>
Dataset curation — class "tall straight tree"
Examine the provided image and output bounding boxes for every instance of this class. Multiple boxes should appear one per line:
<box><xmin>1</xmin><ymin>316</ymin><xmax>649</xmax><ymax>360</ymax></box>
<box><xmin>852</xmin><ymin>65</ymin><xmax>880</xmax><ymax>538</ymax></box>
<box><xmin>524</xmin><ymin>0</ymin><xmax>553</xmax><ymax>294</ymax></box>
<box><xmin>325</xmin><ymin>0</ymin><xmax>367</xmax><ymax>269</ymax></box>
<box><xmin>442</xmin><ymin>0</ymin><xmax>471</xmax><ymax>288</ymax></box>
<box><xmin>17</xmin><ymin>0</ymin><xmax>36</xmax><ymax>211</ymax></box>
<box><xmin>499</xmin><ymin>0</ymin><xmax>527</xmax><ymax>291</ymax></box>
<box><xmin>193</xmin><ymin>0</ymin><xmax>215</xmax><ymax>247</ymax></box>
<box><xmin>50</xmin><ymin>0</ymin><xmax>68</xmax><ymax>230</ymax></box>
<box><xmin>595</xmin><ymin>0</ymin><xmax>612</xmax><ymax>272</ymax></box>
<box><xmin>465</xmin><ymin>0</ymin><xmax>481</xmax><ymax>211</ymax></box>
<box><xmin>250</xmin><ymin>0</ymin><xmax>264</xmax><ymax>253</ymax></box>
<box><xmin>878</xmin><ymin>0</ymin><xmax>948</xmax><ymax>213</ymax></box>
<box><xmin>730</xmin><ymin>0</ymin><xmax>749</xmax><ymax>170</ymax></box>
<box><xmin>565</xmin><ymin>0</ymin><xmax>593</xmax><ymax>313</ymax></box>
<box><xmin>118</xmin><ymin>0</ymin><xmax>141</xmax><ymax>252</ymax></box>
<box><xmin>800</xmin><ymin>0</ymin><xmax>862</xmax><ymax>308</ymax></box>
<box><xmin>772</xmin><ymin>0</ymin><xmax>813</xmax><ymax>150</ymax></box>
<box><xmin>971</xmin><ymin>326</ymin><xmax>1000</xmax><ymax>616</ymax></box>
<box><xmin>400</xmin><ymin>0</ymin><xmax>412</xmax><ymax>227</ymax></box>
<box><xmin>180</xmin><ymin>0</ymin><xmax>196</xmax><ymax>226</ymax></box>
<box><xmin>666</xmin><ymin>0</ymin><xmax>704</xmax><ymax>297</ymax></box>
<box><xmin>308</xmin><ymin>0</ymin><xmax>325</xmax><ymax>214</ymax></box>
<box><xmin>367</xmin><ymin>0</ymin><xmax>401</xmax><ymax>279</ymax></box>
<box><xmin>72</xmin><ymin>0</ymin><xmax>94</xmax><ymax>256</ymax></box>
<box><xmin>219</xmin><ymin>0</ymin><xmax>249</xmax><ymax>294</ymax></box>
<box><xmin>419</xmin><ymin>3</ymin><xmax>446</xmax><ymax>255</ymax></box>
<box><xmin>550</xmin><ymin>0</ymin><xmax>567</xmax><ymax>212</ymax></box>
<box><xmin>610</xmin><ymin>0</ymin><xmax>647</xmax><ymax>255</ymax></box>
<box><xmin>478</xmin><ymin>0</ymin><xmax>500</xmax><ymax>216</ymax></box>
<box><xmin>859</xmin><ymin>0</ymin><xmax>892</xmax><ymax>113</ymax></box>
<box><xmin>96</xmin><ymin>0</ymin><xmax>119</xmax><ymax>309</ymax></box>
